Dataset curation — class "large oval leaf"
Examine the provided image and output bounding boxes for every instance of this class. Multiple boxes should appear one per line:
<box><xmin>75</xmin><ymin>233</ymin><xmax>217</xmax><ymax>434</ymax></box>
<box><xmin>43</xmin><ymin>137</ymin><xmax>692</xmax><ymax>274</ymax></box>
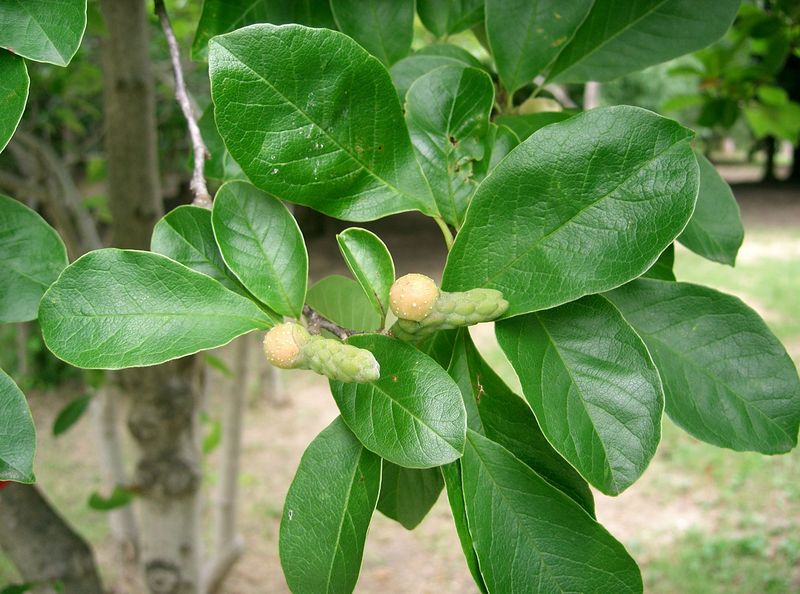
<box><xmin>442</xmin><ymin>106</ymin><xmax>698</xmax><ymax>317</ymax></box>
<box><xmin>678</xmin><ymin>152</ymin><xmax>744</xmax><ymax>266</ymax></box>
<box><xmin>462</xmin><ymin>430</ymin><xmax>643</xmax><ymax>593</ymax></box>
<box><xmin>376</xmin><ymin>462</ymin><xmax>443</xmax><ymax>530</ymax></box>
<box><xmin>280</xmin><ymin>417</ymin><xmax>381</xmax><ymax>594</ymax></box>
<box><xmin>486</xmin><ymin>0</ymin><xmax>593</xmax><ymax>93</ymax></box>
<box><xmin>406</xmin><ymin>65</ymin><xmax>494</xmax><ymax>228</ymax></box>
<box><xmin>306</xmin><ymin>275</ymin><xmax>381</xmax><ymax>333</ymax></box>
<box><xmin>209</xmin><ymin>24</ymin><xmax>435</xmax><ymax>221</ymax></box>
<box><xmin>336</xmin><ymin>228</ymin><xmax>394</xmax><ymax>322</ymax></box>
<box><xmin>449</xmin><ymin>330</ymin><xmax>595</xmax><ymax>513</ymax></box>
<box><xmin>0</xmin><ymin>368</ymin><xmax>35</xmax><ymax>483</ymax></box>
<box><xmin>330</xmin><ymin>0</ymin><xmax>413</xmax><ymax>66</ymax></box>
<box><xmin>0</xmin><ymin>52</ymin><xmax>28</xmax><ymax>153</ymax></box>
<box><xmin>417</xmin><ymin>0</ymin><xmax>484</xmax><ymax>37</ymax></box>
<box><xmin>151</xmin><ymin>205</ymin><xmax>246</xmax><ymax>295</ymax></box>
<box><xmin>606</xmin><ymin>279</ymin><xmax>800</xmax><ymax>454</ymax></box>
<box><xmin>496</xmin><ymin>296</ymin><xmax>664</xmax><ymax>495</ymax></box>
<box><xmin>0</xmin><ymin>194</ymin><xmax>68</xmax><ymax>323</ymax></box>
<box><xmin>212</xmin><ymin>181</ymin><xmax>307</xmax><ymax>318</ymax></box>
<box><xmin>330</xmin><ymin>334</ymin><xmax>467</xmax><ymax>468</ymax></box>
<box><xmin>39</xmin><ymin>249</ymin><xmax>273</xmax><ymax>369</ymax></box>
<box><xmin>0</xmin><ymin>0</ymin><xmax>87</xmax><ymax>66</ymax></box>
<box><xmin>390</xmin><ymin>44</ymin><xmax>483</xmax><ymax>100</ymax></box>
<box><xmin>547</xmin><ymin>0</ymin><xmax>740</xmax><ymax>83</ymax></box>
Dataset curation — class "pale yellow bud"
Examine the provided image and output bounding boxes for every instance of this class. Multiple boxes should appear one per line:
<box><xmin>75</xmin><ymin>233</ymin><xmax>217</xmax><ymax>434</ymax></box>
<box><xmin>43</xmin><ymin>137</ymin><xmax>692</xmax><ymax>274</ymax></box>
<box><xmin>263</xmin><ymin>323</ymin><xmax>309</xmax><ymax>369</ymax></box>
<box><xmin>389</xmin><ymin>273</ymin><xmax>440</xmax><ymax>322</ymax></box>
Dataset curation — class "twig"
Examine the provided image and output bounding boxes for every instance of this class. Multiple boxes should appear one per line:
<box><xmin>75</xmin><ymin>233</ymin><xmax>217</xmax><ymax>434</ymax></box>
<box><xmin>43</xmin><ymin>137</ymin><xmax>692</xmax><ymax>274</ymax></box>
<box><xmin>154</xmin><ymin>0</ymin><xmax>212</xmax><ymax>209</ymax></box>
<box><xmin>303</xmin><ymin>305</ymin><xmax>352</xmax><ymax>340</ymax></box>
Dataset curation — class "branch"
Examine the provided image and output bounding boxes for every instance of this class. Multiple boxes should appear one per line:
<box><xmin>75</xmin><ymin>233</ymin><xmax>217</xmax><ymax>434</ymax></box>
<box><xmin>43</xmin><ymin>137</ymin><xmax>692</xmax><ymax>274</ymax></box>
<box><xmin>154</xmin><ymin>0</ymin><xmax>212</xmax><ymax>209</ymax></box>
<box><xmin>303</xmin><ymin>305</ymin><xmax>352</xmax><ymax>340</ymax></box>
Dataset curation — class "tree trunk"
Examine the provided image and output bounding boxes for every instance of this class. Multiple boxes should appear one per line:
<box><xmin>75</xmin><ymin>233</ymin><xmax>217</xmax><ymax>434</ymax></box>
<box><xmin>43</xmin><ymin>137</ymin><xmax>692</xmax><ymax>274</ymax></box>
<box><xmin>99</xmin><ymin>0</ymin><xmax>202</xmax><ymax>592</ymax></box>
<box><xmin>762</xmin><ymin>135</ymin><xmax>778</xmax><ymax>183</ymax></box>
<box><xmin>0</xmin><ymin>484</ymin><xmax>104</xmax><ymax>594</ymax></box>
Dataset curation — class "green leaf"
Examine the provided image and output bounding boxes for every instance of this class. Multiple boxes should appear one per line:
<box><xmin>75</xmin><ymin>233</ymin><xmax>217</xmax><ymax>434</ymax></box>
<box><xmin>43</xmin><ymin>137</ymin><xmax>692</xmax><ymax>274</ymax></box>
<box><xmin>52</xmin><ymin>395</ymin><xmax>92</xmax><ymax>437</ymax></box>
<box><xmin>440</xmin><ymin>462</ymin><xmax>489</xmax><ymax>594</ymax></box>
<box><xmin>496</xmin><ymin>296</ymin><xmax>664</xmax><ymax>495</ymax></box>
<box><xmin>191</xmin><ymin>0</ymin><xmax>335</xmax><ymax>60</ymax></box>
<box><xmin>203</xmin><ymin>353</ymin><xmax>233</xmax><ymax>378</ymax></box>
<box><xmin>743</xmin><ymin>101</ymin><xmax>800</xmax><ymax>143</ymax></box>
<box><xmin>0</xmin><ymin>583</ymin><xmax>32</xmax><ymax>594</ymax></box>
<box><xmin>494</xmin><ymin>111</ymin><xmax>574</xmax><ymax>141</ymax></box>
<box><xmin>212</xmin><ymin>181</ymin><xmax>307</xmax><ymax>318</ymax></box>
<box><xmin>330</xmin><ymin>0</ymin><xmax>413</xmax><ymax>66</ymax></box>
<box><xmin>39</xmin><ymin>249</ymin><xmax>273</xmax><ymax>369</ymax></box>
<box><xmin>486</xmin><ymin>0</ymin><xmax>593</xmax><ymax>93</ymax></box>
<box><xmin>0</xmin><ymin>368</ymin><xmax>35</xmax><ymax>483</ymax></box>
<box><xmin>678</xmin><ymin>153</ymin><xmax>744</xmax><ymax>266</ymax></box>
<box><xmin>606</xmin><ymin>279</ymin><xmax>800</xmax><ymax>454</ymax></box>
<box><xmin>306</xmin><ymin>275</ymin><xmax>382</xmax><ymax>332</ymax></box>
<box><xmin>417</xmin><ymin>0</ymin><xmax>484</xmax><ymax>37</ymax></box>
<box><xmin>0</xmin><ymin>51</ymin><xmax>28</xmax><ymax>153</ymax></box>
<box><xmin>406</xmin><ymin>65</ymin><xmax>494</xmax><ymax>228</ymax></box>
<box><xmin>209</xmin><ymin>24</ymin><xmax>435</xmax><ymax>221</ymax></box>
<box><xmin>449</xmin><ymin>330</ymin><xmax>595</xmax><ymax>513</ymax></box>
<box><xmin>336</xmin><ymin>228</ymin><xmax>395</xmax><ymax>322</ymax></box>
<box><xmin>202</xmin><ymin>413</ymin><xmax>222</xmax><ymax>454</ymax></box>
<box><xmin>87</xmin><ymin>485</ymin><xmax>135</xmax><ymax>511</ymax></box>
<box><xmin>471</xmin><ymin>123</ymin><xmax>519</xmax><ymax>180</ymax></box>
<box><xmin>548</xmin><ymin>0</ymin><xmax>741</xmax><ymax>83</ymax></box>
<box><xmin>417</xmin><ymin>329</ymin><xmax>460</xmax><ymax>368</ymax></box>
<box><xmin>390</xmin><ymin>44</ymin><xmax>484</xmax><ymax>100</ymax></box>
<box><xmin>198</xmin><ymin>105</ymin><xmax>246</xmax><ymax>182</ymax></box>
<box><xmin>280</xmin><ymin>417</ymin><xmax>381</xmax><ymax>594</ymax></box>
<box><xmin>462</xmin><ymin>430</ymin><xmax>643</xmax><ymax>593</ymax></box>
<box><xmin>0</xmin><ymin>0</ymin><xmax>87</xmax><ymax>66</ymax></box>
<box><xmin>376</xmin><ymin>462</ymin><xmax>443</xmax><ymax>529</ymax></box>
<box><xmin>642</xmin><ymin>244</ymin><xmax>675</xmax><ymax>281</ymax></box>
<box><xmin>151</xmin><ymin>205</ymin><xmax>247</xmax><ymax>295</ymax></box>
<box><xmin>442</xmin><ymin>106</ymin><xmax>698</xmax><ymax>318</ymax></box>
<box><xmin>330</xmin><ymin>334</ymin><xmax>467</xmax><ymax>468</ymax></box>
<box><xmin>0</xmin><ymin>194</ymin><xmax>68</xmax><ymax>323</ymax></box>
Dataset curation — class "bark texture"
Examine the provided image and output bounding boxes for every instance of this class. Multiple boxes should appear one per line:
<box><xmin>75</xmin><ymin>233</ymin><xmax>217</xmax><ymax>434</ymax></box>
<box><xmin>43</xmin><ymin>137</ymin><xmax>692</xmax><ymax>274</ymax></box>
<box><xmin>0</xmin><ymin>484</ymin><xmax>103</xmax><ymax>594</ymax></box>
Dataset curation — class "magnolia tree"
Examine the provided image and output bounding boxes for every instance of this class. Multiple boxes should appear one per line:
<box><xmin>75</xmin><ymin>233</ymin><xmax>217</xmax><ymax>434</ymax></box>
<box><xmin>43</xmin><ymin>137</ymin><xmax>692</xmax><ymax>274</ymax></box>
<box><xmin>2</xmin><ymin>0</ymin><xmax>800</xmax><ymax>593</ymax></box>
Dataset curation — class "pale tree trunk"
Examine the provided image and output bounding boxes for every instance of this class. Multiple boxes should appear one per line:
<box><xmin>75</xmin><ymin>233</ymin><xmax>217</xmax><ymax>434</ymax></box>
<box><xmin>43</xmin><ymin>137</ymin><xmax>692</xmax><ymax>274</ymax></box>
<box><xmin>583</xmin><ymin>81</ymin><xmax>601</xmax><ymax>110</ymax></box>
<box><xmin>99</xmin><ymin>0</ymin><xmax>202</xmax><ymax>592</ymax></box>
<box><xmin>0</xmin><ymin>484</ymin><xmax>103</xmax><ymax>594</ymax></box>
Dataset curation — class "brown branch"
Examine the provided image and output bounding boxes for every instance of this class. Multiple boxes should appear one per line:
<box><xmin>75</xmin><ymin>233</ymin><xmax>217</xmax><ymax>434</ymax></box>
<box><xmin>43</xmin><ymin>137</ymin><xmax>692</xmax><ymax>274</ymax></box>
<box><xmin>154</xmin><ymin>0</ymin><xmax>212</xmax><ymax>209</ymax></box>
<box><xmin>303</xmin><ymin>305</ymin><xmax>353</xmax><ymax>340</ymax></box>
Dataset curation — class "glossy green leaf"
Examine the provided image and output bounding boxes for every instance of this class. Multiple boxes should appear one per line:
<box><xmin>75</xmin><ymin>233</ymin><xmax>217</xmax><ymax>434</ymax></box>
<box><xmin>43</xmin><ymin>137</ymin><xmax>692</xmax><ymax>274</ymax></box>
<box><xmin>306</xmin><ymin>275</ymin><xmax>382</xmax><ymax>332</ymax></box>
<box><xmin>209</xmin><ymin>24</ymin><xmax>435</xmax><ymax>221</ymax></box>
<box><xmin>486</xmin><ymin>0</ymin><xmax>593</xmax><ymax>93</ymax></box>
<box><xmin>678</xmin><ymin>152</ymin><xmax>744</xmax><ymax>266</ymax></box>
<box><xmin>0</xmin><ymin>194</ymin><xmax>68</xmax><ymax>323</ymax></box>
<box><xmin>0</xmin><ymin>52</ymin><xmax>28</xmax><ymax>154</ymax></box>
<box><xmin>0</xmin><ymin>0</ymin><xmax>87</xmax><ymax>66</ymax></box>
<box><xmin>406</xmin><ymin>65</ymin><xmax>494</xmax><ymax>228</ymax></box>
<box><xmin>417</xmin><ymin>329</ymin><xmax>460</xmax><ymax>368</ymax></box>
<box><xmin>88</xmin><ymin>486</ymin><xmax>135</xmax><ymax>511</ymax></box>
<box><xmin>643</xmin><ymin>244</ymin><xmax>675</xmax><ymax>281</ymax></box>
<box><xmin>548</xmin><ymin>0</ymin><xmax>740</xmax><ymax>83</ymax></box>
<box><xmin>440</xmin><ymin>462</ymin><xmax>488</xmax><ymax>594</ymax></box>
<box><xmin>280</xmin><ymin>417</ymin><xmax>381</xmax><ymax>594</ymax></box>
<box><xmin>390</xmin><ymin>44</ymin><xmax>484</xmax><ymax>100</ymax></box>
<box><xmin>494</xmin><ymin>111</ymin><xmax>574</xmax><ymax>141</ymax></box>
<box><xmin>606</xmin><ymin>279</ymin><xmax>800</xmax><ymax>454</ymax></box>
<box><xmin>496</xmin><ymin>296</ymin><xmax>663</xmax><ymax>495</ymax></box>
<box><xmin>449</xmin><ymin>330</ymin><xmax>595</xmax><ymax>513</ymax></box>
<box><xmin>198</xmin><ymin>105</ymin><xmax>246</xmax><ymax>182</ymax></box>
<box><xmin>336</xmin><ymin>228</ymin><xmax>394</xmax><ymax>322</ymax></box>
<box><xmin>191</xmin><ymin>0</ymin><xmax>335</xmax><ymax>59</ymax></box>
<box><xmin>52</xmin><ymin>395</ymin><xmax>91</xmax><ymax>437</ymax></box>
<box><xmin>330</xmin><ymin>334</ymin><xmax>466</xmax><ymax>468</ymax></box>
<box><xmin>0</xmin><ymin>368</ymin><xmax>35</xmax><ymax>483</ymax></box>
<box><xmin>471</xmin><ymin>123</ymin><xmax>519</xmax><ymax>180</ymax></box>
<box><xmin>212</xmin><ymin>181</ymin><xmax>307</xmax><ymax>318</ymax></box>
<box><xmin>39</xmin><ymin>249</ymin><xmax>273</xmax><ymax>369</ymax></box>
<box><xmin>330</xmin><ymin>0</ymin><xmax>413</xmax><ymax>66</ymax></box>
<box><xmin>442</xmin><ymin>106</ymin><xmax>698</xmax><ymax>318</ymax></box>
<box><xmin>417</xmin><ymin>0</ymin><xmax>484</xmax><ymax>37</ymax></box>
<box><xmin>151</xmin><ymin>205</ymin><xmax>246</xmax><ymax>295</ymax></box>
<box><xmin>376</xmin><ymin>462</ymin><xmax>443</xmax><ymax>529</ymax></box>
<box><xmin>462</xmin><ymin>430</ymin><xmax>643</xmax><ymax>593</ymax></box>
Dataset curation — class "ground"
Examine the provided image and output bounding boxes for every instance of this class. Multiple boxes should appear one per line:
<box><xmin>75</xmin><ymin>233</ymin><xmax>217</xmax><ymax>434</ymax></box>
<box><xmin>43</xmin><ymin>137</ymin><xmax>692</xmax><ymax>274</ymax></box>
<box><xmin>2</xmin><ymin>178</ymin><xmax>799</xmax><ymax>593</ymax></box>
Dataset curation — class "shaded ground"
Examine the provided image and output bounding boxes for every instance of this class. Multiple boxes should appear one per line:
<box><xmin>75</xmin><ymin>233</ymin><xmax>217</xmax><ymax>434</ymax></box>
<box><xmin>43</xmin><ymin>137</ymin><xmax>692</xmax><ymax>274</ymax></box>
<box><xmin>2</xmin><ymin>182</ymin><xmax>799</xmax><ymax>593</ymax></box>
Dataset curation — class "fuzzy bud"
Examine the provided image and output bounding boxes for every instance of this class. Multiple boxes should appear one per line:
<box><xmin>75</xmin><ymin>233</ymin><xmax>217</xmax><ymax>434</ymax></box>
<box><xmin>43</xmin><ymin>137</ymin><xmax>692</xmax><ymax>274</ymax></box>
<box><xmin>263</xmin><ymin>323</ymin><xmax>309</xmax><ymax>369</ymax></box>
<box><xmin>389</xmin><ymin>273</ymin><xmax>440</xmax><ymax>322</ymax></box>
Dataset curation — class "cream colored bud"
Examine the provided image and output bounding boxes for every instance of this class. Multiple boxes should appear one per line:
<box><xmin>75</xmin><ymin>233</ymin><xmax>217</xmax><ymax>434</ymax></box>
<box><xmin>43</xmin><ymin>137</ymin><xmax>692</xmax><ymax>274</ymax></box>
<box><xmin>263</xmin><ymin>323</ymin><xmax>309</xmax><ymax>369</ymax></box>
<box><xmin>389</xmin><ymin>273</ymin><xmax>440</xmax><ymax>322</ymax></box>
